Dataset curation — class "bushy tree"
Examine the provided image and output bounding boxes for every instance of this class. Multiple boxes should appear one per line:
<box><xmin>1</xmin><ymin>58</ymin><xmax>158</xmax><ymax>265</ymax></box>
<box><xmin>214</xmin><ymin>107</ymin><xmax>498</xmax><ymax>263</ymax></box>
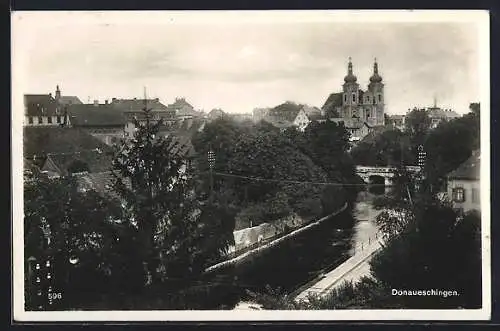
<box><xmin>424</xmin><ymin>110</ymin><xmax>480</xmax><ymax>190</ymax></box>
<box><xmin>24</xmin><ymin>172</ymin><xmax>122</xmax><ymax>309</ymax></box>
<box><xmin>350</xmin><ymin>129</ymin><xmax>413</xmax><ymax>167</ymax></box>
<box><xmin>112</xmin><ymin>111</ymin><xmax>234</xmax><ymax>286</ymax></box>
<box><xmin>370</xmin><ymin>204</ymin><xmax>481</xmax><ymax>309</ymax></box>
<box><xmin>227</xmin><ymin>128</ymin><xmax>329</xmax><ymax>220</ymax></box>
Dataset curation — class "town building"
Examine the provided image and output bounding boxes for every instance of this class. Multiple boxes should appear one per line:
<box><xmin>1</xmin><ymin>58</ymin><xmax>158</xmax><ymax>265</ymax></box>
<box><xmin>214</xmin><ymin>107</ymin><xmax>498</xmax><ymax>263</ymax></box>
<box><xmin>68</xmin><ymin>102</ymin><xmax>127</xmax><ymax>145</ymax></box>
<box><xmin>426</xmin><ymin>105</ymin><xmax>461</xmax><ymax>129</ymax></box>
<box><xmin>208</xmin><ymin>108</ymin><xmax>226</xmax><ymax>121</ymax></box>
<box><xmin>329</xmin><ymin>118</ymin><xmax>372</xmax><ymax>142</ymax></box>
<box><xmin>252</xmin><ymin>107</ymin><xmax>271</xmax><ymax>123</ymax></box>
<box><xmin>23</xmin><ymin>126</ymin><xmax>114</xmax><ymax>177</ymax></box>
<box><xmin>446</xmin><ymin>150</ymin><xmax>480</xmax><ymax>214</ymax></box>
<box><xmin>167</xmin><ymin>97</ymin><xmax>204</xmax><ymax>120</ymax></box>
<box><xmin>264</xmin><ymin>102</ymin><xmax>312</xmax><ymax>132</ymax></box>
<box><xmin>67</xmin><ymin>97</ymin><xmax>176</xmax><ymax>143</ymax></box>
<box><xmin>321</xmin><ymin>58</ymin><xmax>386</xmax><ymax>133</ymax></box>
<box><xmin>24</xmin><ymin>86</ymin><xmax>75</xmax><ymax>127</ymax></box>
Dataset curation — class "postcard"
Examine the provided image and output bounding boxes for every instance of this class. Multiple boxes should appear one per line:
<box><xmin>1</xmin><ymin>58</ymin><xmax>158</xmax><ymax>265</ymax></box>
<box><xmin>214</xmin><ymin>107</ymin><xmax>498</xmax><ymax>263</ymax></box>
<box><xmin>11</xmin><ymin>9</ymin><xmax>490</xmax><ymax>321</ymax></box>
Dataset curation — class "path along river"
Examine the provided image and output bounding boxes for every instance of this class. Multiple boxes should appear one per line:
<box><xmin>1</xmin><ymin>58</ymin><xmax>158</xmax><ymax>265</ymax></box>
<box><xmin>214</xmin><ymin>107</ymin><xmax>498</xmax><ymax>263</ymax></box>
<box><xmin>201</xmin><ymin>187</ymin><xmax>388</xmax><ymax>309</ymax></box>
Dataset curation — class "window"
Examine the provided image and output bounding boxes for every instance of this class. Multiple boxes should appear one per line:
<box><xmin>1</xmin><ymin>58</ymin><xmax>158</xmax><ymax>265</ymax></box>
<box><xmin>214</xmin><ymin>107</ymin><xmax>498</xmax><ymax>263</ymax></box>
<box><xmin>38</xmin><ymin>116</ymin><xmax>43</xmax><ymax>124</ymax></box>
<box><xmin>344</xmin><ymin>94</ymin><xmax>347</xmax><ymax>103</ymax></box>
<box><xmin>378</xmin><ymin>94</ymin><xmax>382</xmax><ymax>102</ymax></box>
<box><xmin>28</xmin><ymin>117</ymin><xmax>33</xmax><ymax>124</ymax></box>
<box><xmin>366</xmin><ymin>96</ymin><xmax>370</xmax><ymax>103</ymax></box>
<box><xmin>352</xmin><ymin>93</ymin><xmax>356</xmax><ymax>103</ymax></box>
<box><xmin>47</xmin><ymin>116</ymin><xmax>52</xmax><ymax>124</ymax></box>
<box><xmin>472</xmin><ymin>188</ymin><xmax>479</xmax><ymax>203</ymax></box>
<box><xmin>56</xmin><ymin>116</ymin><xmax>61</xmax><ymax>124</ymax></box>
<box><xmin>452</xmin><ymin>187</ymin><xmax>465</xmax><ymax>202</ymax></box>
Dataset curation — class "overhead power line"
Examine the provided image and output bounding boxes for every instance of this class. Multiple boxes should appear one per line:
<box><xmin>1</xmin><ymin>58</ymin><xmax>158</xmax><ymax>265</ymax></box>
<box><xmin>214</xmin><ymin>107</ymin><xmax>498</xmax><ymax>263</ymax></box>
<box><xmin>213</xmin><ymin>171</ymin><xmax>385</xmax><ymax>187</ymax></box>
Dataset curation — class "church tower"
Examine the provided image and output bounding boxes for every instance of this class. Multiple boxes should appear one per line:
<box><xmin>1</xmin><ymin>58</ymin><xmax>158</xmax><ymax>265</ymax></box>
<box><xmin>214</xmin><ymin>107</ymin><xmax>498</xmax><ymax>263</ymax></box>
<box><xmin>342</xmin><ymin>57</ymin><xmax>360</xmax><ymax>118</ymax></box>
<box><xmin>367</xmin><ymin>59</ymin><xmax>385</xmax><ymax>126</ymax></box>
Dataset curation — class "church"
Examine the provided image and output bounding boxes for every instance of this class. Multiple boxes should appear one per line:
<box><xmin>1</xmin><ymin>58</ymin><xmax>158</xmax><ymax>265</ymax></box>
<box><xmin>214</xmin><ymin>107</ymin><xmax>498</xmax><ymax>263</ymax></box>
<box><xmin>321</xmin><ymin>58</ymin><xmax>385</xmax><ymax>141</ymax></box>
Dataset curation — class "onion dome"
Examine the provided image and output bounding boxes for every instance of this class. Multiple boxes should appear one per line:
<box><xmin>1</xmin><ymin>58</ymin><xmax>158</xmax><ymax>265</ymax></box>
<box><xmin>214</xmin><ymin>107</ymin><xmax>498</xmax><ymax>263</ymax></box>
<box><xmin>344</xmin><ymin>57</ymin><xmax>357</xmax><ymax>83</ymax></box>
<box><xmin>369</xmin><ymin>58</ymin><xmax>383</xmax><ymax>83</ymax></box>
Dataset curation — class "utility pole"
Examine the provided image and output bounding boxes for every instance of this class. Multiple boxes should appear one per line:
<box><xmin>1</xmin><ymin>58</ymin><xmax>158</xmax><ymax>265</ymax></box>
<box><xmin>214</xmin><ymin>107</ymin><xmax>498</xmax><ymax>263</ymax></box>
<box><xmin>207</xmin><ymin>144</ymin><xmax>215</xmax><ymax>205</ymax></box>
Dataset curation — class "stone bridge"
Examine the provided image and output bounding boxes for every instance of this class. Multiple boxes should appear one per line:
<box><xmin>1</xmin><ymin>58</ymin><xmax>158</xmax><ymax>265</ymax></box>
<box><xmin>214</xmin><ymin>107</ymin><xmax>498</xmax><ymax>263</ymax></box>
<box><xmin>356</xmin><ymin>165</ymin><xmax>421</xmax><ymax>186</ymax></box>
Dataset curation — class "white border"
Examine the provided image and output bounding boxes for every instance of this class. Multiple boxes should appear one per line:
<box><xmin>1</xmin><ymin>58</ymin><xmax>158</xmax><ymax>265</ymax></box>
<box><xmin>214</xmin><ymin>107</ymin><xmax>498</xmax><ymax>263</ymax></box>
<box><xmin>12</xmin><ymin>10</ymin><xmax>491</xmax><ymax>321</ymax></box>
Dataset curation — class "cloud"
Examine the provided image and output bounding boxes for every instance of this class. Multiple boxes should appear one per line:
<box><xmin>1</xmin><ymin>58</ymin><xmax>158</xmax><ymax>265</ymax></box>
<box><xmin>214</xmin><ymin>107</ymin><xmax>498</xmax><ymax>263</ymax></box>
<box><xmin>17</xmin><ymin>17</ymin><xmax>480</xmax><ymax>114</ymax></box>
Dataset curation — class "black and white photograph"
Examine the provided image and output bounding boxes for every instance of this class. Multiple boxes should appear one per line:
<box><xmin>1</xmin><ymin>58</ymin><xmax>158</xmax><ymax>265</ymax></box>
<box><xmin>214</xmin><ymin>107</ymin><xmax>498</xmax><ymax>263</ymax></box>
<box><xmin>12</xmin><ymin>10</ymin><xmax>490</xmax><ymax>321</ymax></box>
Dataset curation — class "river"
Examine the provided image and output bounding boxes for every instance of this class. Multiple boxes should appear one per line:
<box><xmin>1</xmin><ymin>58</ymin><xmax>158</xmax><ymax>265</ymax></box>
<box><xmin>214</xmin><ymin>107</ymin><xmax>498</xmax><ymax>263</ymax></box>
<box><xmin>200</xmin><ymin>187</ymin><xmax>388</xmax><ymax>309</ymax></box>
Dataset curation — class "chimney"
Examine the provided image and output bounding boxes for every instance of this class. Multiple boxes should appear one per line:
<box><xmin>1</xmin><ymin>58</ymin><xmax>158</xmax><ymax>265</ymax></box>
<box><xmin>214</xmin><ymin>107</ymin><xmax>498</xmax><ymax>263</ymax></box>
<box><xmin>112</xmin><ymin>97</ymin><xmax>117</xmax><ymax>103</ymax></box>
<box><xmin>94</xmin><ymin>100</ymin><xmax>99</xmax><ymax>106</ymax></box>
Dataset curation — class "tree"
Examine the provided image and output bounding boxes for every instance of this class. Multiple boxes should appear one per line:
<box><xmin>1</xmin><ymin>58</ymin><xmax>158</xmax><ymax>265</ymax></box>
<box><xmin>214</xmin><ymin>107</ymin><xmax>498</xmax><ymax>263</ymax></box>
<box><xmin>24</xmin><ymin>172</ymin><xmax>122</xmax><ymax>309</ymax></box>
<box><xmin>301</xmin><ymin>120</ymin><xmax>354</xmax><ymax>181</ymax></box>
<box><xmin>404</xmin><ymin>108</ymin><xmax>431</xmax><ymax>162</ymax></box>
<box><xmin>350</xmin><ymin>129</ymin><xmax>413</xmax><ymax>167</ymax></box>
<box><xmin>424</xmin><ymin>110</ymin><xmax>480</xmax><ymax>190</ymax></box>
<box><xmin>226</xmin><ymin>128</ymin><xmax>329</xmax><ymax>220</ymax></box>
<box><xmin>370</xmin><ymin>203</ymin><xmax>481</xmax><ymax>308</ymax></box>
<box><xmin>112</xmin><ymin>109</ymin><xmax>233</xmax><ymax>286</ymax></box>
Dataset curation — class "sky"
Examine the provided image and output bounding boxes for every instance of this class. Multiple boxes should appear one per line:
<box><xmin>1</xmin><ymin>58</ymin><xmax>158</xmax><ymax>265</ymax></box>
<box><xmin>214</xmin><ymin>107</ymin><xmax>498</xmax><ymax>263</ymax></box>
<box><xmin>12</xmin><ymin>11</ymin><xmax>484</xmax><ymax>115</ymax></box>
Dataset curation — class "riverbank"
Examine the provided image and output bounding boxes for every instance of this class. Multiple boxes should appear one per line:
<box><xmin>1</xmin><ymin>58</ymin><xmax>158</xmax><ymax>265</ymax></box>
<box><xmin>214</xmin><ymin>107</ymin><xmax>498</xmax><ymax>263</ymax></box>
<box><xmin>294</xmin><ymin>234</ymin><xmax>383</xmax><ymax>302</ymax></box>
<box><xmin>205</xmin><ymin>202</ymin><xmax>349</xmax><ymax>274</ymax></box>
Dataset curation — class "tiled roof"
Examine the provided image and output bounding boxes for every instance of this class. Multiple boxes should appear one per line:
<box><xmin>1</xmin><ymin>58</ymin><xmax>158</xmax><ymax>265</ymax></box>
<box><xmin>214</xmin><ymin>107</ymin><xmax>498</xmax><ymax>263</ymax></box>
<box><xmin>58</xmin><ymin>96</ymin><xmax>83</xmax><ymax>105</ymax></box>
<box><xmin>73</xmin><ymin>171</ymin><xmax>130</xmax><ymax>201</ymax></box>
<box><xmin>23</xmin><ymin>127</ymin><xmax>113</xmax><ymax>159</ymax></box>
<box><xmin>42</xmin><ymin>149</ymin><xmax>115</xmax><ymax>176</ymax></box>
<box><xmin>168</xmin><ymin>98</ymin><xmax>194</xmax><ymax>110</ymax></box>
<box><xmin>322</xmin><ymin>93</ymin><xmax>343</xmax><ymax>110</ymax></box>
<box><xmin>24</xmin><ymin>94</ymin><xmax>59</xmax><ymax>117</ymax></box>
<box><xmin>267</xmin><ymin>102</ymin><xmax>302</xmax><ymax>122</ymax></box>
<box><xmin>111</xmin><ymin>98</ymin><xmax>169</xmax><ymax>112</ymax></box>
<box><xmin>427</xmin><ymin>107</ymin><xmax>460</xmax><ymax>119</ymax></box>
<box><xmin>68</xmin><ymin>104</ymin><xmax>127</xmax><ymax>127</ymax></box>
<box><xmin>447</xmin><ymin>150</ymin><xmax>480</xmax><ymax>180</ymax></box>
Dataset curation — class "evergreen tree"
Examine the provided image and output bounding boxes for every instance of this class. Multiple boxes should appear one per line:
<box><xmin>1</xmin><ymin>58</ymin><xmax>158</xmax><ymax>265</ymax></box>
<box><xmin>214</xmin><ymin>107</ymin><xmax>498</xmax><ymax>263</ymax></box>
<box><xmin>112</xmin><ymin>105</ymin><xmax>232</xmax><ymax>286</ymax></box>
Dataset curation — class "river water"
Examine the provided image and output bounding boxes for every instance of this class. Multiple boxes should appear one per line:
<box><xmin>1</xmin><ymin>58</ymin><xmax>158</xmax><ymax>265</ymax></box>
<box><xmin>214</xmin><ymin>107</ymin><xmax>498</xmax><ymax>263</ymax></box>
<box><xmin>202</xmin><ymin>187</ymin><xmax>388</xmax><ymax>309</ymax></box>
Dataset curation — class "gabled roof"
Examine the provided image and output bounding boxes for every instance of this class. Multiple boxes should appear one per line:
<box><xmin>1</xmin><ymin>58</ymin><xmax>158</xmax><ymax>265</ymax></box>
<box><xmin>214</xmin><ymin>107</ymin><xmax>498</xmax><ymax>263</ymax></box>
<box><xmin>447</xmin><ymin>150</ymin><xmax>480</xmax><ymax>180</ymax></box>
<box><xmin>111</xmin><ymin>98</ymin><xmax>169</xmax><ymax>112</ymax></box>
<box><xmin>24</xmin><ymin>94</ymin><xmax>59</xmax><ymax>116</ymax></box>
<box><xmin>322</xmin><ymin>92</ymin><xmax>343</xmax><ymax>110</ymax></box>
<box><xmin>23</xmin><ymin>127</ymin><xmax>113</xmax><ymax>159</ymax></box>
<box><xmin>42</xmin><ymin>149</ymin><xmax>115</xmax><ymax>177</ymax></box>
<box><xmin>58</xmin><ymin>96</ymin><xmax>83</xmax><ymax>105</ymax></box>
<box><xmin>267</xmin><ymin>102</ymin><xmax>303</xmax><ymax>122</ymax></box>
<box><xmin>168</xmin><ymin>98</ymin><xmax>194</xmax><ymax>110</ymax></box>
<box><xmin>68</xmin><ymin>104</ymin><xmax>127</xmax><ymax>127</ymax></box>
<box><xmin>427</xmin><ymin>107</ymin><xmax>461</xmax><ymax>119</ymax></box>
